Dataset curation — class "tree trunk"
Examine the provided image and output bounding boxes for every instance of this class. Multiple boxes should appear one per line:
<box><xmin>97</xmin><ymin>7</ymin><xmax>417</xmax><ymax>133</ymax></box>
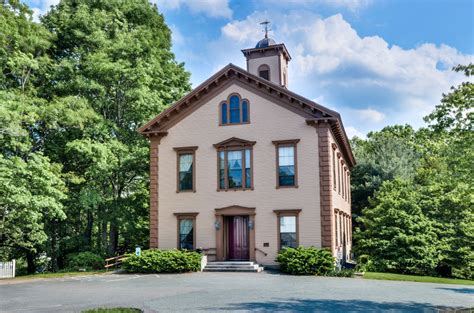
<box><xmin>51</xmin><ymin>222</ymin><xmax>58</xmax><ymax>272</ymax></box>
<box><xmin>107</xmin><ymin>224</ymin><xmax>119</xmax><ymax>255</ymax></box>
<box><xmin>101</xmin><ymin>220</ymin><xmax>108</xmax><ymax>254</ymax></box>
<box><xmin>26</xmin><ymin>251</ymin><xmax>36</xmax><ymax>274</ymax></box>
<box><xmin>84</xmin><ymin>210</ymin><xmax>93</xmax><ymax>249</ymax></box>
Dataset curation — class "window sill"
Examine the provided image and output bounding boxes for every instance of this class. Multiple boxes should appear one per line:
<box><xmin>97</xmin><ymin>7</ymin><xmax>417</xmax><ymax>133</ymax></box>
<box><xmin>176</xmin><ymin>190</ymin><xmax>196</xmax><ymax>193</ymax></box>
<box><xmin>216</xmin><ymin>188</ymin><xmax>254</xmax><ymax>192</ymax></box>
<box><xmin>219</xmin><ymin>122</ymin><xmax>250</xmax><ymax>126</ymax></box>
<box><xmin>276</xmin><ymin>185</ymin><xmax>299</xmax><ymax>189</ymax></box>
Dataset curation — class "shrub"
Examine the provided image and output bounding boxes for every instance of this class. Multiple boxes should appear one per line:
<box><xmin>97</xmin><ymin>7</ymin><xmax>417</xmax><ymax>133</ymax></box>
<box><xmin>122</xmin><ymin>249</ymin><xmax>201</xmax><ymax>273</ymax></box>
<box><xmin>356</xmin><ymin>254</ymin><xmax>374</xmax><ymax>272</ymax></box>
<box><xmin>67</xmin><ymin>252</ymin><xmax>104</xmax><ymax>271</ymax></box>
<box><xmin>276</xmin><ymin>246</ymin><xmax>335</xmax><ymax>275</ymax></box>
<box><xmin>326</xmin><ymin>269</ymin><xmax>355</xmax><ymax>277</ymax></box>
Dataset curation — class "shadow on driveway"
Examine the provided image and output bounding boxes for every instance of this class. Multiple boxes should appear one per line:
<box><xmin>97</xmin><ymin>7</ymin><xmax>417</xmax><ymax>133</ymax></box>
<box><xmin>436</xmin><ymin>287</ymin><xmax>474</xmax><ymax>295</ymax></box>
<box><xmin>208</xmin><ymin>298</ymin><xmax>468</xmax><ymax>313</ymax></box>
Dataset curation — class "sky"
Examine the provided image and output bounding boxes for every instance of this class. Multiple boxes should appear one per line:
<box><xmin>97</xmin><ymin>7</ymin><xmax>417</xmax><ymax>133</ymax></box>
<box><xmin>26</xmin><ymin>0</ymin><xmax>474</xmax><ymax>138</ymax></box>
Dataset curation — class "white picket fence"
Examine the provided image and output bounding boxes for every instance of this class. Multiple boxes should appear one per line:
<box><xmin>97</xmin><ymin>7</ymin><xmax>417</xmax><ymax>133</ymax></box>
<box><xmin>0</xmin><ymin>260</ymin><xmax>16</xmax><ymax>279</ymax></box>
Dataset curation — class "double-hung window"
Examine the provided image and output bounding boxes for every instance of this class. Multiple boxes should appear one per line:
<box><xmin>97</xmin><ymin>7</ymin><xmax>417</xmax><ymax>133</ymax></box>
<box><xmin>337</xmin><ymin>152</ymin><xmax>341</xmax><ymax>194</ymax></box>
<box><xmin>274</xmin><ymin>209</ymin><xmax>301</xmax><ymax>250</ymax></box>
<box><xmin>174</xmin><ymin>213</ymin><xmax>198</xmax><ymax>250</ymax></box>
<box><xmin>273</xmin><ymin>139</ymin><xmax>300</xmax><ymax>188</ymax></box>
<box><xmin>215</xmin><ymin>138</ymin><xmax>255</xmax><ymax>191</ymax></box>
<box><xmin>174</xmin><ymin>146</ymin><xmax>198</xmax><ymax>192</ymax></box>
<box><xmin>332</xmin><ymin>144</ymin><xmax>337</xmax><ymax>191</ymax></box>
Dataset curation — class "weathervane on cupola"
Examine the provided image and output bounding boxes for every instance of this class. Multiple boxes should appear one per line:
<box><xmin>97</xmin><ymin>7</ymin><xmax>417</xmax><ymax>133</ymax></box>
<box><xmin>260</xmin><ymin>20</ymin><xmax>271</xmax><ymax>38</ymax></box>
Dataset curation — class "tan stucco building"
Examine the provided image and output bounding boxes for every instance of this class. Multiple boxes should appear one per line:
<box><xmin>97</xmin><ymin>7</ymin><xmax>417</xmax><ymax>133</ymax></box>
<box><xmin>139</xmin><ymin>35</ymin><xmax>355</xmax><ymax>267</ymax></box>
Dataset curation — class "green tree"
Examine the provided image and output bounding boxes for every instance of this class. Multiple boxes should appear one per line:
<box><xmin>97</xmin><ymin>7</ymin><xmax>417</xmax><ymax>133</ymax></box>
<box><xmin>0</xmin><ymin>0</ymin><xmax>52</xmax><ymax>93</ymax></box>
<box><xmin>41</xmin><ymin>0</ymin><xmax>190</xmax><ymax>256</ymax></box>
<box><xmin>354</xmin><ymin>65</ymin><xmax>473</xmax><ymax>279</ymax></box>
<box><xmin>0</xmin><ymin>154</ymin><xmax>66</xmax><ymax>273</ymax></box>
<box><xmin>0</xmin><ymin>1</ymin><xmax>97</xmax><ymax>272</ymax></box>
<box><xmin>350</xmin><ymin>125</ymin><xmax>420</xmax><ymax>219</ymax></box>
<box><xmin>418</xmin><ymin>63</ymin><xmax>474</xmax><ymax>279</ymax></box>
<box><xmin>355</xmin><ymin>179</ymin><xmax>438</xmax><ymax>275</ymax></box>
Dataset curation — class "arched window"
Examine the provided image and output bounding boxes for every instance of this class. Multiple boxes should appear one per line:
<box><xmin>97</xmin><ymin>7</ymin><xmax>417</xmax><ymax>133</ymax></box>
<box><xmin>220</xmin><ymin>94</ymin><xmax>250</xmax><ymax>125</ymax></box>
<box><xmin>258</xmin><ymin>64</ymin><xmax>270</xmax><ymax>81</ymax></box>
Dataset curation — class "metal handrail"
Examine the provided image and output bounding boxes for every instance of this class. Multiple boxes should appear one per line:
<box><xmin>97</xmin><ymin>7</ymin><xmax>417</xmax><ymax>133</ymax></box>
<box><xmin>255</xmin><ymin>247</ymin><xmax>268</xmax><ymax>256</ymax></box>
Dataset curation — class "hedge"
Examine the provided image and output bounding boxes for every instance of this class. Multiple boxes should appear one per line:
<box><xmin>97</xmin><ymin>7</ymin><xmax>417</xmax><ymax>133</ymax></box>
<box><xmin>276</xmin><ymin>246</ymin><xmax>335</xmax><ymax>275</ymax></box>
<box><xmin>122</xmin><ymin>249</ymin><xmax>201</xmax><ymax>273</ymax></box>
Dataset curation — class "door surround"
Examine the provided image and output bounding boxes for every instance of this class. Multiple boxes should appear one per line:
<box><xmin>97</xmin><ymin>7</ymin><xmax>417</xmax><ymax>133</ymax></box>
<box><xmin>215</xmin><ymin>205</ymin><xmax>256</xmax><ymax>261</ymax></box>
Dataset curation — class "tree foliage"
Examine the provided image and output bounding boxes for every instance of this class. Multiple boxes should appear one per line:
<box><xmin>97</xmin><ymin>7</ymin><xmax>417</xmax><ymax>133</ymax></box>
<box><xmin>354</xmin><ymin>65</ymin><xmax>474</xmax><ymax>279</ymax></box>
<box><xmin>350</xmin><ymin>125</ymin><xmax>420</xmax><ymax>219</ymax></box>
<box><xmin>355</xmin><ymin>179</ymin><xmax>438</xmax><ymax>275</ymax></box>
<box><xmin>0</xmin><ymin>0</ymin><xmax>190</xmax><ymax>273</ymax></box>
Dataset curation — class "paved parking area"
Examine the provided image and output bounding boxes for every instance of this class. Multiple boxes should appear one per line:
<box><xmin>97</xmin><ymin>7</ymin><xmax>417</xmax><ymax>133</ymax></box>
<box><xmin>0</xmin><ymin>271</ymin><xmax>473</xmax><ymax>312</ymax></box>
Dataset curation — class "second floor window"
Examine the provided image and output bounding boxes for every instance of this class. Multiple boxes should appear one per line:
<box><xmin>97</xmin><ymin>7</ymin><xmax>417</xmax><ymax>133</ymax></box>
<box><xmin>273</xmin><ymin>139</ymin><xmax>300</xmax><ymax>188</ymax></box>
<box><xmin>174</xmin><ymin>146</ymin><xmax>198</xmax><ymax>192</ymax></box>
<box><xmin>214</xmin><ymin>137</ymin><xmax>255</xmax><ymax>191</ymax></box>
<box><xmin>219</xmin><ymin>149</ymin><xmax>251</xmax><ymax>189</ymax></box>
<box><xmin>220</xmin><ymin>94</ymin><xmax>249</xmax><ymax>125</ymax></box>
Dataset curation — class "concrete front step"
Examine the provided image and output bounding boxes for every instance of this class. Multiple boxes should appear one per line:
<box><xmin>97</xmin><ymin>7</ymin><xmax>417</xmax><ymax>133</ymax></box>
<box><xmin>203</xmin><ymin>267</ymin><xmax>264</xmax><ymax>272</ymax></box>
<box><xmin>207</xmin><ymin>262</ymin><xmax>254</xmax><ymax>266</ymax></box>
<box><xmin>203</xmin><ymin>261</ymin><xmax>264</xmax><ymax>272</ymax></box>
<box><xmin>206</xmin><ymin>264</ymin><xmax>260</xmax><ymax>269</ymax></box>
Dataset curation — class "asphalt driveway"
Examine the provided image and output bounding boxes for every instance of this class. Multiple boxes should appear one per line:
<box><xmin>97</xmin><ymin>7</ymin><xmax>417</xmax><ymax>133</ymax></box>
<box><xmin>0</xmin><ymin>271</ymin><xmax>473</xmax><ymax>313</ymax></box>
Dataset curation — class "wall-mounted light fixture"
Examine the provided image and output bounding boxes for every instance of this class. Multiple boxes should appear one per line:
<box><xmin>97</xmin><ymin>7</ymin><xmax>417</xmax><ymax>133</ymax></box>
<box><xmin>248</xmin><ymin>220</ymin><xmax>254</xmax><ymax>230</ymax></box>
<box><xmin>214</xmin><ymin>220</ymin><xmax>221</xmax><ymax>230</ymax></box>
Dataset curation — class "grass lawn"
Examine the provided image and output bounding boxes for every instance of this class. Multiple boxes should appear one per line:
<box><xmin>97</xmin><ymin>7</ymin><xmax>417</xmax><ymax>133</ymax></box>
<box><xmin>364</xmin><ymin>272</ymin><xmax>474</xmax><ymax>286</ymax></box>
<box><xmin>82</xmin><ymin>308</ymin><xmax>142</xmax><ymax>313</ymax></box>
<box><xmin>12</xmin><ymin>270</ymin><xmax>107</xmax><ymax>280</ymax></box>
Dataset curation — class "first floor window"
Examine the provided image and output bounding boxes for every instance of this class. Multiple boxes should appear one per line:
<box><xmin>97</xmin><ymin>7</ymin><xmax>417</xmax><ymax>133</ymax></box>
<box><xmin>274</xmin><ymin>209</ymin><xmax>301</xmax><ymax>250</ymax></box>
<box><xmin>179</xmin><ymin>219</ymin><xmax>193</xmax><ymax>249</ymax></box>
<box><xmin>175</xmin><ymin>213</ymin><xmax>198</xmax><ymax>250</ymax></box>
<box><xmin>280</xmin><ymin>216</ymin><xmax>297</xmax><ymax>249</ymax></box>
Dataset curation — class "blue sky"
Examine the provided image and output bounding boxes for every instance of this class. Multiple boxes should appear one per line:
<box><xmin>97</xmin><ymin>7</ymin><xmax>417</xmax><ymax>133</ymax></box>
<box><xmin>27</xmin><ymin>0</ymin><xmax>474</xmax><ymax>137</ymax></box>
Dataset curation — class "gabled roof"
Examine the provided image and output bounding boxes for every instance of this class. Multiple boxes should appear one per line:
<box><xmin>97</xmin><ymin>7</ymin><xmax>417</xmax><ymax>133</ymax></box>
<box><xmin>138</xmin><ymin>63</ymin><xmax>355</xmax><ymax>167</ymax></box>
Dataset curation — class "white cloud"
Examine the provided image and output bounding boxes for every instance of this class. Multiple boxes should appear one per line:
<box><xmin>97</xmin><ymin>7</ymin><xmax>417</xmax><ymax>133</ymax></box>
<box><xmin>260</xmin><ymin>0</ymin><xmax>373</xmax><ymax>12</ymax></box>
<box><xmin>354</xmin><ymin>108</ymin><xmax>385</xmax><ymax>123</ymax></box>
<box><xmin>30</xmin><ymin>0</ymin><xmax>59</xmax><ymax>22</ymax></box>
<box><xmin>345</xmin><ymin>126</ymin><xmax>365</xmax><ymax>139</ymax></box>
<box><xmin>158</xmin><ymin>0</ymin><xmax>232</xmax><ymax>19</ymax></box>
<box><xmin>31</xmin><ymin>0</ymin><xmax>233</xmax><ymax>21</ymax></box>
<box><xmin>169</xmin><ymin>24</ymin><xmax>184</xmax><ymax>46</ymax></box>
<box><xmin>320</xmin><ymin>0</ymin><xmax>372</xmax><ymax>11</ymax></box>
<box><xmin>209</xmin><ymin>11</ymin><xmax>473</xmax><ymax>135</ymax></box>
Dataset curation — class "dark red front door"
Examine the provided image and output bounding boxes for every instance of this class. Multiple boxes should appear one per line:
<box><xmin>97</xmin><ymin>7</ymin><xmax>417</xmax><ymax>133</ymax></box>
<box><xmin>227</xmin><ymin>216</ymin><xmax>249</xmax><ymax>260</ymax></box>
